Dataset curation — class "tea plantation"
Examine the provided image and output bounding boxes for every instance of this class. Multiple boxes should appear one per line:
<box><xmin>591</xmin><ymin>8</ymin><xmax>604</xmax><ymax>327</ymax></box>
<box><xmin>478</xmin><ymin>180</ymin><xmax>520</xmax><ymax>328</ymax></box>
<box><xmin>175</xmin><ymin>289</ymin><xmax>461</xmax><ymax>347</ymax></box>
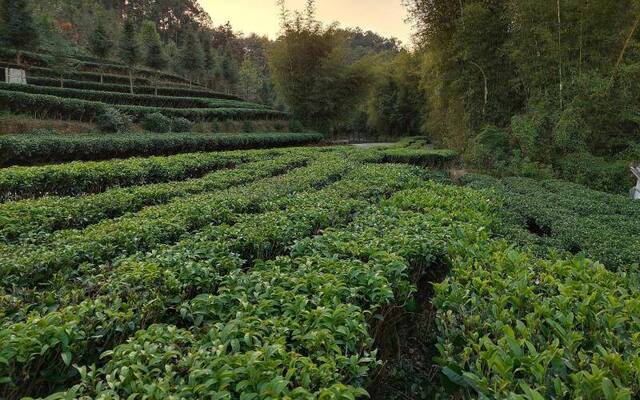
<box><xmin>0</xmin><ymin>50</ymin><xmax>286</xmax><ymax>127</ymax></box>
<box><xmin>0</xmin><ymin>49</ymin><xmax>638</xmax><ymax>400</ymax></box>
<box><xmin>0</xmin><ymin>140</ymin><xmax>637</xmax><ymax>400</ymax></box>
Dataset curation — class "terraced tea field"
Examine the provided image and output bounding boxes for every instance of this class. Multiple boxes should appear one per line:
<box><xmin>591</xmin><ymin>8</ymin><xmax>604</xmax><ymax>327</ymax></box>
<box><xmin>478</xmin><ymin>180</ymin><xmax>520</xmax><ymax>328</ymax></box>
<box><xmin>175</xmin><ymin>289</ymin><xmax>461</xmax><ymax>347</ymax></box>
<box><xmin>0</xmin><ymin>143</ymin><xmax>637</xmax><ymax>399</ymax></box>
<box><xmin>0</xmin><ymin>49</ymin><xmax>287</xmax><ymax>129</ymax></box>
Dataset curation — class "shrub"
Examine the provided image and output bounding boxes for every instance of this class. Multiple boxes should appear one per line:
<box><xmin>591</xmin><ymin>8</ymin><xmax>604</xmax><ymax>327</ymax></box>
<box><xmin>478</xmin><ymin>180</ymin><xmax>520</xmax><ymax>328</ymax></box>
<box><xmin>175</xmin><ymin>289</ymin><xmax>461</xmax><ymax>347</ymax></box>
<box><xmin>172</xmin><ymin>117</ymin><xmax>193</xmax><ymax>133</ymax></box>
<box><xmin>143</xmin><ymin>113</ymin><xmax>172</xmax><ymax>133</ymax></box>
<box><xmin>241</xmin><ymin>120</ymin><xmax>253</xmax><ymax>133</ymax></box>
<box><xmin>28</xmin><ymin>128</ymin><xmax>57</xmax><ymax>135</ymax></box>
<box><xmin>28</xmin><ymin>76</ymin><xmax>243</xmax><ymax>100</ymax></box>
<box><xmin>289</xmin><ymin>119</ymin><xmax>304</xmax><ymax>132</ymax></box>
<box><xmin>381</xmin><ymin>148</ymin><xmax>458</xmax><ymax>168</ymax></box>
<box><xmin>96</xmin><ymin>107</ymin><xmax>131</xmax><ymax>133</ymax></box>
<box><xmin>0</xmin><ymin>132</ymin><xmax>324</xmax><ymax>167</ymax></box>
<box><xmin>558</xmin><ymin>152</ymin><xmax>633</xmax><ymax>194</ymax></box>
<box><xmin>462</xmin><ymin>173</ymin><xmax>640</xmax><ymax>270</ymax></box>
<box><xmin>469</xmin><ymin>125</ymin><xmax>512</xmax><ymax>169</ymax></box>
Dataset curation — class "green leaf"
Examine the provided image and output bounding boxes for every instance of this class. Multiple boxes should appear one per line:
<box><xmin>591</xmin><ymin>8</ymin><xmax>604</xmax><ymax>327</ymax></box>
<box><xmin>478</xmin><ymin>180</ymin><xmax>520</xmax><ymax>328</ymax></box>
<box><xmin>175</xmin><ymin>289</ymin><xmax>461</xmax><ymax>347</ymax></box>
<box><xmin>61</xmin><ymin>351</ymin><xmax>72</xmax><ymax>367</ymax></box>
<box><xmin>602</xmin><ymin>378</ymin><xmax>615</xmax><ymax>400</ymax></box>
<box><xmin>442</xmin><ymin>367</ymin><xmax>465</xmax><ymax>386</ymax></box>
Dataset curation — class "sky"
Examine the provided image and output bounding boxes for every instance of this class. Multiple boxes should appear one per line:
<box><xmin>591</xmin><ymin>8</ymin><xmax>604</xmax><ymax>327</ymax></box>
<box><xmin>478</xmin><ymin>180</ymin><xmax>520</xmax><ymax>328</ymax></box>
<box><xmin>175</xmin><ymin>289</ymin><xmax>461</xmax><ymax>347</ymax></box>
<box><xmin>199</xmin><ymin>0</ymin><xmax>413</xmax><ymax>45</ymax></box>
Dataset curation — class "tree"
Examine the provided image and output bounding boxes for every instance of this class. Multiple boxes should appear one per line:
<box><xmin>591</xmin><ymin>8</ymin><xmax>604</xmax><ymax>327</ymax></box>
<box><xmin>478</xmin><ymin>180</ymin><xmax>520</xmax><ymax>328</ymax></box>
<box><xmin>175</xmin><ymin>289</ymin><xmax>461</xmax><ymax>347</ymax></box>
<box><xmin>119</xmin><ymin>19</ymin><xmax>139</xmax><ymax>94</ymax></box>
<box><xmin>366</xmin><ymin>51</ymin><xmax>425</xmax><ymax>137</ymax></box>
<box><xmin>179</xmin><ymin>28</ymin><xmax>204</xmax><ymax>86</ymax></box>
<box><xmin>47</xmin><ymin>34</ymin><xmax>79</xmax><ymax>88</ymax></box>
<box><xmin>89</xmin><ymin>23</ymin><xmax>114</xmax><ymax>83</ymax></box>
<box><xmin>238</xmin><ymin>53</ymin><xmax>261</xmax><ymax>102</ymax></box>
<box><xmin>142</xmin><ymin>22</ymin><xmax>167</xmax><ymax>95</ymax></box>
<box><xmin>4</xmin><ymin>0</ymin><xmax>39</xmax><ymax>64</ymax></box>
<box><xmin>269</xmin><ymin>1</ymin><xmax>369</xmax><ymax>132</ymax></box>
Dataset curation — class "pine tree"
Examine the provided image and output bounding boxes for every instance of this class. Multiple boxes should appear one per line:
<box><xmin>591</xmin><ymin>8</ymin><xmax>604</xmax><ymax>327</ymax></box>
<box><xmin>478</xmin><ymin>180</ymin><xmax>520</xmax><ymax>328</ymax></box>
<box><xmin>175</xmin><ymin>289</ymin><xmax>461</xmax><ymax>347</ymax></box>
<box><xmin>144</xmin><ymin>24</ymin><xmax>167</xmax><ymax>95</ymax></box>
<box><xmin>119</xmin><ymin>19</ymin><xmax>139</xmax><ymax>94</ymax></box>
<box><xmin>4</xmin><ymin>0</ymin><xmax>39</xmax><ymax>65</ymax></box>
<box><xmin>89</xmin><ymin>24</ymin><xmax>113</xmax><ymax>59</ymax></box>
<box><xmin>47</xmin><ymin>35</ymin><xmax>78</xmax><ymax>88</ymax></box>
<box><xmin>179</xmin><ymin>28</ymin><xmax>204</xmax><ymax>87</ymax></box>
<box><xmin>239</xmin><ymin>53</ymin><xmax>261</xmax><ymax>102</ymax></box>
<box><xmin>89</xmin><ymin>23</ymin><xmax>113</xmax><ymax>84</ymax></box>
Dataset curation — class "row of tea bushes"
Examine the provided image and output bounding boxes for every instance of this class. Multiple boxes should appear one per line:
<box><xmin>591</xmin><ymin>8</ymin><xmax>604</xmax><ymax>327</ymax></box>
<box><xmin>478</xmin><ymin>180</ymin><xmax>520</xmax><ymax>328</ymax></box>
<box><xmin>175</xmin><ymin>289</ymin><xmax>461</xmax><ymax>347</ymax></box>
<box><xmin>381</xmin><ymin>148</ymin><xmax>458</xmax><ymax>168</ymax></box>
<box><xmin>435</xmin><ymin>233</ymin><xmax>640</xmax><ymax>399</ymax></box>
<box><xmin>55</xmin><ymin>180</ymin><xmax>487</xmax><ymax>399</ymax></box>
<box><xmin>0</xmin><ymin>132</ymin><xmax>323</xmax><ymax>167</ymax></box>
<box><xmin>28</xmin><ymin>76</ymin><xmax>242</xmax><ymax>100</ymax></box>
<box><xmin>0</xmin><ymin>158</ymin><xmax>412</xmax><ymax>398</ymax></box>
<box><xmin>0</xmin><ymin>83</ymin><xmax>264</xmax><ymax>110</ymax></box>
<box><xmin>386</xmin><ymin>183</ymin><xmax>640</xmax><ymax>399</ymax></box>
<box><xmin>461</xmin><ymin>174</ymin><xmax>640</xmax><ymax>270</ymax></box>
<box><xmin>0</xmin><ymin>154</ymin><xmax>312</xmax><ymax>243</ymax></box>
<box><xmin>0</xmin><ymin>49</ymin><xmax>193</xmax><ymax>86</ymax></box>
<box><xmin>0</xmin><ymin>90</ymin><xmax>285</xmax><ymax>124</ymax></box>
<box><xmin>0</xmin><ymin>148</ymin><xmax>289</xmax><ymax>200</ymax></box>
<box><xmin>0</xmin><ymin>153</ymin><xmax>355</xmax><ymax>288</ymax></box>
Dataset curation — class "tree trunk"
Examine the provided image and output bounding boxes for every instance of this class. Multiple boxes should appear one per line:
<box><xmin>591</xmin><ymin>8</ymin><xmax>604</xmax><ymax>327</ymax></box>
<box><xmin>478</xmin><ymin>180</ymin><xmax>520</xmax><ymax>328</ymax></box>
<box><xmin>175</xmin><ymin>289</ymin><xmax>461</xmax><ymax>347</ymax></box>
<box><xmin>60</xmin><ymin>75</ymin><xmax>64</xmax><ymax>88</ymax></box>
<box><xmin>610</xmin><ymin>15</ymin><xmax>640</xmax><ymax>88</ymax></box>
<box><xmin>557</xmin><ymin>0</ymin><xmax>563</xmax><ymax>109</ymax></box>
<box><xmin>129</xmin><ymin>68</ymin><xmax>134</xmax><ymax>94</ymax></box>
<box><xmin>16</xmin><ymin>51</ymin><xmax>22</xmax><ymax>66</ymax></box>
<box><xmin>100</xmin><ymin>73</ymin><xmax>104</xmax><ymax>84</ymax></box>
<box><xmin>470</xmin><ymin>61</ymin><xmax>488</xmax><ymax>116</ymax></box>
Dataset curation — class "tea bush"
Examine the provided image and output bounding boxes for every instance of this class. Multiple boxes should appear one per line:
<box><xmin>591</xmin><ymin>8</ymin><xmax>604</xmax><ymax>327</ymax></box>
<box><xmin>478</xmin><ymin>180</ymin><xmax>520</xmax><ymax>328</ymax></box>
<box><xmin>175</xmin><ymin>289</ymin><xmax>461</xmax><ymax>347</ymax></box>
<box><xmin>0</xmin><ymin>132</ymin><xmax>323</xmax><ymax>167</ymax></box>
<box><xmin>142</xmin><ymin>112</ymin><xmax>172</xmax><ymax>133</ymax></box>
<box><xmin>171</xmin><ymin>117</ymin><xmax>193</xmax><ymax>133</ymax></box>
<box><xmin>96</xmin><ymin>107</ymin><xmax>131</xmax><ymax>133</ymax></box>
<box><xmin>462</xmin><ymin>174</ymin><xmax>640</xmax><ymax>269</ymax></box>
<box><xmin>1</xmin><ymin>144</ymin><xmax>639</xmax><ymax>399</ymax></box>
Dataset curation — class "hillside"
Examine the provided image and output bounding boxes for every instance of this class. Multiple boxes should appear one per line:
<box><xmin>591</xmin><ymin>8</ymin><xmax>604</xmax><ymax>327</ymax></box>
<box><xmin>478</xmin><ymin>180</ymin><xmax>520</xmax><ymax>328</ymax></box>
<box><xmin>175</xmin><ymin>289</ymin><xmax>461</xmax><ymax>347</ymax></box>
<box><xmin>0</xmin><ymin>50</ymin><xmax>287</xmax><ymax>133</ymax></box>
<box><xmin>0</xmin><ymin>0</ymin><xmax>639</xmax><ymax>399</ymax></box>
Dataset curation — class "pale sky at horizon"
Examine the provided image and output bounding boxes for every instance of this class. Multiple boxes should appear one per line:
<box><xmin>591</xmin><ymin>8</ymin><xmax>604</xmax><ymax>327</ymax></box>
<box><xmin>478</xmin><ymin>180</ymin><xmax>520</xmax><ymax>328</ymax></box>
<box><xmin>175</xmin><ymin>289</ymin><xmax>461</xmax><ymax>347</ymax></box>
<box><xmin>199</xmin><ymin>0</ymin><xmax>413</xmax><ymax>45</ymax></box>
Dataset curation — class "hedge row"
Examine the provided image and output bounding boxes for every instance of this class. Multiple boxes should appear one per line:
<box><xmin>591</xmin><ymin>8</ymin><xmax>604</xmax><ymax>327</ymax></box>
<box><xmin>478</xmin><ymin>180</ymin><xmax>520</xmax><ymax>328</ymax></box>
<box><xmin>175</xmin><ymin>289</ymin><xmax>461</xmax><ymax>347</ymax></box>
<box><xmin>371</xmin><ymin>184</ymin><xmax>640</xmax><ymax>399</ymax></box>
<box><xmin>462</xmin><ymin>174</ymin><xmax>640</xmax><ymax>270</ymax></box>
<box><xmin>0</xmin><ymin>90</ymin><xmax>284</xmax><ymax>123</ymax></box>
<box><xmin>17</xmin><ymin>64</ymin><xmax>152</xmax><ymax>86</ymax></box>
<box><xmin>0</xmin><ymin>154</ymin><xmax>313</xmax><ymax>244</ymax></box>
<box><xmin>28</xmin><ymin>76</ymin><xmax>242</xmax><ymax>100</ymax></box>
<box><xmin>0</xmin><ymin>89</ymin><xmax>107</xmax><ymax>122</ymax></box>
<box><xmin>0</xmin><ymin>148</ymin><xmax>271</xmax><ymax>201</ymax></box>
<box><xmin>0</xmin><ymin>132</ymin><xmax>322</xmax><ymax>167</ymax></box>
<box><xmin>0</xmin><ymin>162</ymin><xmax>423</xmax><ymax>398</ymax></box>
<box><xmin>116</xmin><ymin>104</ymin><xmax>287</xmax><ymax>122</ymax></box>
<box><xmin>1</xmin><ymin>83</ymin><xmax>259</xmax><ymax>109</ymax></box>
<box><xmin>0</xmin><ymin>152</ymin><xmax>354</xmax><ymax>290</ymax></box>
<box><xmin>381</xmin><ymin>148</ymin><xmax>458</xmax><ymax>168</ymax></box>
<box><xmin>54</xmin><ymin>174</ymin><xmax>453</xmax><ymax>399</ymax></box>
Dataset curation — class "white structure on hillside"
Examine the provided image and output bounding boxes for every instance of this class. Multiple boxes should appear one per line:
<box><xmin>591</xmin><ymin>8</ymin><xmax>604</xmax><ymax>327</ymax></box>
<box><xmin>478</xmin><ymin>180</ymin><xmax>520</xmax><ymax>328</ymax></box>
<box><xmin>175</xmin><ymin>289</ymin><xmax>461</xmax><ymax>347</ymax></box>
<box><xmin>3</xmin><ymin>68</ymin><xmax>27</xmax><ymax>84</ymax></box>
<box><xmin>631</xmin><ymin>165</ymin><xmax>640</xmax><ymax>200</ymax></box>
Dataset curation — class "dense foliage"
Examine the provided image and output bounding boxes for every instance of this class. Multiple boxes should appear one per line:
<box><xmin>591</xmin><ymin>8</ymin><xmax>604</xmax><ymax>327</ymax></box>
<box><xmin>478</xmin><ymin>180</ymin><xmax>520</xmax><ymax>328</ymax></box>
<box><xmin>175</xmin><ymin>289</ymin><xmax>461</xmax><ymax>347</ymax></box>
<box><xmin>0</xmin><ymin>89</ymin><xmax>286</xmax><ymax>124</ymax></box>
<box><xmin>403</xmin><ymin>0</ymin><xmax>640</xmax><ymax>190</ymax></box>
<box><xmin>0</xmin><ymin>144</ymin><xmax>638</xmax><ymax>399</ymax></box>
<box><xmin>462</xmin><ymin>173</ymin><xmax>640</xmax><ymax>270</ymax></box>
